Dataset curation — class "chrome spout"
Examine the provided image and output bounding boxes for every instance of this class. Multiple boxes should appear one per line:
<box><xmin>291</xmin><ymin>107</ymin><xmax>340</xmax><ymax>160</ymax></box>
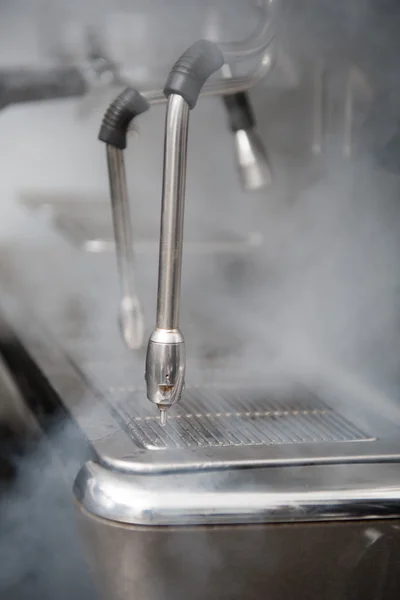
<box><xmin>145</xmin><ymin>94</ymin><xmax>189</xmax><ymax>415</ymax></box>
<box><xmin>145</xmin><ymin>41</ymin><xmax>225</xmax><ymax>424</ymax></box>
<box><xmin>99</xmin><ymin>88</ymin><xmax>149</xmax><ymax>350</ymax></box>
<box><xmin>233</xmin><ymin>128</ymin><xmax>272</xmax><ymax>191</ymax></box>
<box><xmin>223</xmin><ymin>91</ymin><xmax>271</xmax><ymax>191</ymax></box>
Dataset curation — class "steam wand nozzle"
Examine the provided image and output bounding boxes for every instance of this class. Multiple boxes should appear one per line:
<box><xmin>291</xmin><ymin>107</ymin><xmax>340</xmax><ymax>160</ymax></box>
<box><xmin>223</xmin><ymin>91</ymin><xmax>272</xmax><ymax>191</ymax></box>
<box><xmin>145</xmin><ymin>40</ymin><xmax>225</xmax><ymax>420</ymax></box>
<box><xmin>99</xmin><ymin>88</ymin><xmax>150</xmax><ymax>350</ymax></box>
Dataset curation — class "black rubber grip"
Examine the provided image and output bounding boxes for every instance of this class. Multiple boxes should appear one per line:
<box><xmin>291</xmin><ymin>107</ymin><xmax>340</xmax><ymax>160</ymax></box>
<box><xmin>223</xmin><ymin>92</ymin><xmax>255</xmax><ymax>133</ymax></box>
<box><xmin>164</xmin><ymin>40</ymin><xmax>225</xmax><ymax>109</ymax></box>
<box><xmin>98</xmin><ymin>87</ymin><xmax>150</xmax><ymax>150</ymax></box>
<box><xmin>0</xmin><ymin>67</ymin><xmax>86</xmax><ymax>110</ymax></box>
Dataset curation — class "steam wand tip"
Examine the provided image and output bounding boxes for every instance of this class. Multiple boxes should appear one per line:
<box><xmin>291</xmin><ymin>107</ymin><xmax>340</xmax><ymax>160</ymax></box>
<box><xmin>158</xmin><ymin>407</ymin><xmax>168</xmax><ymax>427</ymax></box>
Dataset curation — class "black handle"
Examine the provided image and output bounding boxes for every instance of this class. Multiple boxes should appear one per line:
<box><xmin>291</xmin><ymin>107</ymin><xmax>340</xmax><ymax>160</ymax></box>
<box><xmin>98</xmin><ymin>87</ymin><xmax>150</xmax><ymax>150</ymax></box>
<box><xmin>223</xmin><ymin>92</ymin><xmax>256</xmax><ymax>133</ymax></box>
<box><xmin>164</xmin><ymin>40</ymin><xmax>224</xmax><ymax>109</ymax></box>
<box><xmin>0</xmin><ymin>67</ymin><xmax>87</xmax><ymax>110</ymax></box>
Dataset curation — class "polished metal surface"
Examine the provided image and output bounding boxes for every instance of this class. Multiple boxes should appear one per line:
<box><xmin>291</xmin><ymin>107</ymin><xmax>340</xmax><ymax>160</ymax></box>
<box><xmin>234</xmin><ymin>128</ymin><xmax>272</xmax><ymax>190</ymax></box>
<box><xmin>77</xmin><ymin>510</ymin><xmax>400</xmax><ymax>600</ymax></box>
<box><xmin>75</xmin><ymin>461</ymin><xmax>400</xmax><ymax>526</ymax></box>
<box><xmin>145</xmin><ymin>328</ymin><xmax>185</xmax><ymax>414</ymax></box>
<box><xmin>108</xmin><ymin>386</ymin><xmax>373</xmax><ymax>450</ymax></box>
<box><xmin>145</xmin><ymin>94</ymin><xmax>189</xmax><ymax>420</ymax></box>
<box><xmin>221</xmin><ymin>62</ymin><xmax>271</xmax><ymax>191</ymax></box>
<box><xmin>106</xmin><ymin>146</ymin><xmax>144</xmax><ymax>350</ymax></box>
<box><xmin>3</xmin><ymin>300</ymin><xmax>400</xmax><ymax>479</ymax></box>
<box><xmin>155</xmin><ymin>95</ymin><xmax>189</xmax><ymax>332</ymax></box>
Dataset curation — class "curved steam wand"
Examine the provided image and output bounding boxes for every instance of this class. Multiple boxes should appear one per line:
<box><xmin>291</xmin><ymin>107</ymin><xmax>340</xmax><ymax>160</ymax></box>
<box><xmin>99</xmin><ymin>88</ymin><xmax>149</xmax><ymax>350</ymax></box>
<box><xmin>145</xmin><ymin>41</ymin><xmax>225</xmax><ymax>425</ymax></box>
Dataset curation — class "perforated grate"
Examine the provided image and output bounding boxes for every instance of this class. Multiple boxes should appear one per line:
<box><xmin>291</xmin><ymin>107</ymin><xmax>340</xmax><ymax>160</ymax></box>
<box><xmin>107</xmin><ymin>387</ymin><xmax>375</xmax><ymax>450</ymax></box>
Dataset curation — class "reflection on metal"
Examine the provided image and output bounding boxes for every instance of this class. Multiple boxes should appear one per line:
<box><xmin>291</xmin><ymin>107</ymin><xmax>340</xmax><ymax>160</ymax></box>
<box><xmin>106</xmin><ymin>146</ymin><xmax>144</xmax><ymax>350</ymax></box>
<box><xmin>75</xmin><ymin>460</ymin><xmax>400</xmax><ymax>526</ymax></box>
<box><xmin>234</xmin><ymin>128</ymin><xmax>272</xmax><ymax>191</ymax></box>
<box><xmin>222</xmin><ymin>63</ymin><xmax>272</xmax><ymax>192</ymax></box>
<box><xmin>76</xmin><ymin>511</ymin><xmax>400</xmax><ymax>600</ymax></box>
<box><xmin>145</xmin><ymin>95</ymin><xmax>189</xmax><ymax>421</ymax></box>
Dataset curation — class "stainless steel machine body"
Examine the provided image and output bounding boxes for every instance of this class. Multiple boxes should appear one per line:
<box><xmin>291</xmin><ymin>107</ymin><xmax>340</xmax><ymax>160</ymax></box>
<box><xmin>3</xmin><ymin>292</ymin><xmax>400</xmax><ymax>599</ymax></box>
<box><xmin>3</xmin><ymin>235</ymin><xmax>400</xmax><ymax>600</ymax></box>
<box><xmin>10</xmin><ymin>305</ymin><xmax>400</xmax><ymax>600</ymax></box>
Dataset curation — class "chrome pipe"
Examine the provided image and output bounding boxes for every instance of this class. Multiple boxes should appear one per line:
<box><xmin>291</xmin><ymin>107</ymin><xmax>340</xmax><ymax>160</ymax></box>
<box><xmin>99</xmin><ymin>88</ymin><xmax>149</xmax><ymax>350</ymax></box>
<box><xmin>156</xmin><ymin>95</ymin><xmax>190</xmax><ymax>330</ymax></box>
<box><xmin>145</xmin><ymin>41</ymin><xmax>224</xmax><ymax>425</ymax></box>
<box><xmin>106</xmin><ymin>145</ymin><xmax>144</xmax><ymax>350</ymax></box>
<box><xmin>145</xmin><ymin>95</ymin><xmax>189</xmax><ymax>423</ymax></box>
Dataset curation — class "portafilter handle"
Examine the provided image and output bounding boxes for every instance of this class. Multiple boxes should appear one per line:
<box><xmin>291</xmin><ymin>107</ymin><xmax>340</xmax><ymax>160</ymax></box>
<box><xmin>98</xmin><ymin>88</ymin><xmax>149</xmax><ymax>350</ymax></box>
<box><xmin>145</xmin><ymin>40</ymin><xmax>224</xmax><ymax>425</ymax></box>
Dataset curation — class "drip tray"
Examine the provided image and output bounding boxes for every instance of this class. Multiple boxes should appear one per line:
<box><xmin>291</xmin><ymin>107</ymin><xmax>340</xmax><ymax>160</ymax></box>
<box><xmin>90</xmin><ymin>379</ymin><xmax>400</xmax><ymax>476</ymax></box>
<box><xmin>109</xmin><ymin>387</ymin><xmax>374</xmax><ymax>450</ymax></box>
<box><xmin>19</xmin><ymin>193</ymin><xmax>263</xmax><ymax>254</ymax></box>
<box><xmin>3</xmin><ymin>300</ymin><xmax>400</xmax><ymax>478</ymax></box>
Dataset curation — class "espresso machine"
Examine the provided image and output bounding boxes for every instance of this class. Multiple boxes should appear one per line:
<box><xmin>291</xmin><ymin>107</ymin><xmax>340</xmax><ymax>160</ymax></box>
<box><xmin>2</xmin><ymin>1</ymin><xmax>400</xmax><ymax>599</ymax></box>
<box><xmin>70</xmin><ymin>27</ymin><xmax>400</xmax><ymax>600</ymax></box>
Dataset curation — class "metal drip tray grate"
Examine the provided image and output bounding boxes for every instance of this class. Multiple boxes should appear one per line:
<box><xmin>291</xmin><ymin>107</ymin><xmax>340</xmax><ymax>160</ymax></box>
<box><xmin>108</xmin><ymin>387</ymin><xmax>374</xmax><ymax>450</ymax></box>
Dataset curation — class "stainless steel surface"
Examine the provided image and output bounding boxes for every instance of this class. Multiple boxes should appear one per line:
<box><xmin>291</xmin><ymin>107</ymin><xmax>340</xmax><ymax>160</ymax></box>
<box><xmin>106</xmin><ymin>146</ymin><xmax>144</xmax><ymax>350</ymax></box>
<box><xmin>145</xmin><ymin>328</ymin><xmax>185</xmax><ymax>410</ymax></box>
<box><xmin>145</xmin><ymin>94</ymin><xmax>189</xmax><ymax>421</ymax></box>
<box><xmin>3</xmin><ymin>295</ymin><xmax>400</xmax><ymax>478</ymax></box>
<box><xmin>77</xmin><ymin>512</ymin><xmax>400</xmax><ymax>600</ymax></box>
<box><xmin>75</xmin><ymin>461</ymin><xmax>400</xmax><ymax>526</ymax></box>
<box><xmin>103</xmin><ymin>384</ymin><xmax>375</xmax><ymax>451</ymax></box>
<box><xmin>222</xmin><ymin>62</ymin><xmax>271</xmax><ymax>191</ymax></box>
<box><xmin>234</xmin><ymin>128</ymin><xmax>272</xmax><ymax>190</ymax></box>
<box><xmin>155</xmin><ymin>95</ymin><xmax>189</xmax><ymax>332</ymax></box>
<box><xmin>4</xmin><ymin>295</ymin><xmax>400</xmax><ymax>474</ymax></box>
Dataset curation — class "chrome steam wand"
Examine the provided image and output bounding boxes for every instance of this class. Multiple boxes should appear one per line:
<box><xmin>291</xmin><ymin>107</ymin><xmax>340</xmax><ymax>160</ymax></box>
<box><xmin>145</xmin><ymin>41</ymin><xmax>225</xmax><ymax>425</ymax></box>
<box><xmin>99</xmin><ymin>88</ymin><xmax>149</xmax><ymax>350</ymax></box>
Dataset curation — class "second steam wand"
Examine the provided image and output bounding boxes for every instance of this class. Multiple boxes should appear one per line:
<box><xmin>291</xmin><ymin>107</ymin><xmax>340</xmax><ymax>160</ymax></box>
<box><xmin>99</xmin><ymin>88</ymin><xmax>149</xmax><ymax>350</ymax></box>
